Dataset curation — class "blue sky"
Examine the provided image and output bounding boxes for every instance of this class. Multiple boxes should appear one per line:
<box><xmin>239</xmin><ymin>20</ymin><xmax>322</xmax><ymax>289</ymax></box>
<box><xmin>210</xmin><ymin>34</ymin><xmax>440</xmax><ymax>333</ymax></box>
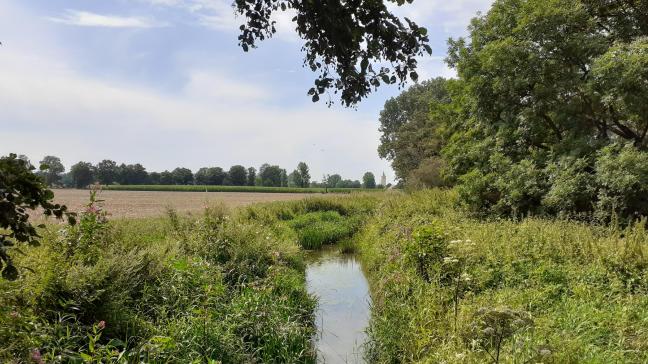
<box><xmin>0</xmin><ymin>0</ymin><xmax>492</xmax><ymax>183</ymax></box>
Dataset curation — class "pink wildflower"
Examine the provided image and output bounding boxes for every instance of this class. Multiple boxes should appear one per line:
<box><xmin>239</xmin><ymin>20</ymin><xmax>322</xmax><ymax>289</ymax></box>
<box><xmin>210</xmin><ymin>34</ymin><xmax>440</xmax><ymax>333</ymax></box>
<box><xmin>31</xmin><ymin>349</ymin><xmax>44</xmax><ymax>364</ymax></box>
<box><xmin>97</xmin><ymin>320</ymin><xmax>106</xmax><ymax>330</ymax></box>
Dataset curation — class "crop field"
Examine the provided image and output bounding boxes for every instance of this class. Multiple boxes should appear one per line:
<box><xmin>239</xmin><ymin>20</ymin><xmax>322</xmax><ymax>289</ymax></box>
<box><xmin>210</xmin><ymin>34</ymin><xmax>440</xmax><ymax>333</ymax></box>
<box><xmin>40</xmin><ymin>189</ymin><xmax>319</xmax><ymax>218</ymax></box>
<box><xmin>103</xmin><ymin>184</ymin><xmax>378</xmax><ymax>194</ymax></box>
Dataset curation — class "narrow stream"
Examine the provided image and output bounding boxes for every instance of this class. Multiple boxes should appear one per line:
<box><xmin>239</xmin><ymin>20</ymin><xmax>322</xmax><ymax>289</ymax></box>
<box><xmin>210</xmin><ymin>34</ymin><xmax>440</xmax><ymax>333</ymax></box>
<box><xmin>306</xmin><ymin>247</ymin><xmax>372</xmax><ymax>364</ymax></box>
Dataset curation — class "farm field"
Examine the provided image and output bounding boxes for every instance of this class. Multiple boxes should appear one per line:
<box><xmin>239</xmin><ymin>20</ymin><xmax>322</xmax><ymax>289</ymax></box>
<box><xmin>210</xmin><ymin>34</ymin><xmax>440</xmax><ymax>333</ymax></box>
<box><xmin>44</xmin><ymin>188</ymin><xmax>319</xmax><ymax>218</ymax></box>
<box><xmin>103</xmin><ymin>184</ymin><xmax>378</xmax><ymax>194</ymax></box>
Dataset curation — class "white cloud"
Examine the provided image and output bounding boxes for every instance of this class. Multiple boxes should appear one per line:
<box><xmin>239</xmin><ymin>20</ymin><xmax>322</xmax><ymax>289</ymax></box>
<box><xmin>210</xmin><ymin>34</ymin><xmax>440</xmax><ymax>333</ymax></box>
<box><xmin>48</xmin><ymin>10</ymin><xmax>165</xmax><ymax>28</ymax></box>
<box><xmin>0</xmin><ymin>44</ymin><xmax>390</xmax><ymax>181</ymax></box>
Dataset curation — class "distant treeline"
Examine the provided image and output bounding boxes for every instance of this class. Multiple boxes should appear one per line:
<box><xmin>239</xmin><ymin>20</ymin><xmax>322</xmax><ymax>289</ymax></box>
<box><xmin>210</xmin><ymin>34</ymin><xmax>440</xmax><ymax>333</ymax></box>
<box><xmin>27</xmin><ymin>156</ymin><xmax>385</xmax><ymax>189</ymax></box>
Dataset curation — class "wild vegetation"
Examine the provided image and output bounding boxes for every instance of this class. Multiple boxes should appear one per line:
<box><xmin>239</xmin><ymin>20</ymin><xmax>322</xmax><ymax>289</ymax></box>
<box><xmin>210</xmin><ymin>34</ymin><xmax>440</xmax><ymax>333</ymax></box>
<box><xmin>0</xmin><ymin>191</ymin><xmax>374</xmax><ymax>363</ymax></box>
<box><xmin>4</xmin><ymin>187</ymin><xmax>646</xmax><ymax>362</ymax></box>
<box><xmin>3</xmin><ymin>0</ymin><xmax>648</xmax><ymax>362</ymax></box>
<box><xmin>357</xmin><ymin>190</ymin><xmax>648</xmax><ymax>363</ymax></box>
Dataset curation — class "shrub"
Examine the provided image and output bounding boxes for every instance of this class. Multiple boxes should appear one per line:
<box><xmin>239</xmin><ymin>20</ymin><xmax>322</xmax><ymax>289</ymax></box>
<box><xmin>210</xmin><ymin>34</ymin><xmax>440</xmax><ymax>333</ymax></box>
<box><xmin>595</xmin><ymin>143</ymin><xmax>648</xmax><ymax>221</ymax></box>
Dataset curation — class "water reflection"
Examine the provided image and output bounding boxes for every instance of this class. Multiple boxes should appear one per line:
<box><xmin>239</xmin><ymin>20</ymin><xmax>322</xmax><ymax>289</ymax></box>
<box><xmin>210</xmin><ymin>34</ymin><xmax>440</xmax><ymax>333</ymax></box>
<box><xmin>306</xmin><ymin>248</ymin><xmax>371</xmax><ymax>364</ymax></box>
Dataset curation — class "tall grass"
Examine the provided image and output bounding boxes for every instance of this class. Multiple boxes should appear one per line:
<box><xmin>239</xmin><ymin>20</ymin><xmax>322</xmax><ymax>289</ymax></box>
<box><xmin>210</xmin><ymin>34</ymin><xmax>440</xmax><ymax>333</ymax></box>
<box><xmin>357</xmin><ymin>189</ymin><xmax>648</xmax><ymax>363</ymax></box>
<box><xmin>0</xmin><ymin>198</ymin><xmax>317</xmax><ymax>363</ymax></box>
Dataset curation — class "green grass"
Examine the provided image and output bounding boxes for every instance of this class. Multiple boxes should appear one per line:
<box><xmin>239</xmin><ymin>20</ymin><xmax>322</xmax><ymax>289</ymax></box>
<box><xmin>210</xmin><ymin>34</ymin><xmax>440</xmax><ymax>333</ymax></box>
<box><xmin>289</xmin><ymin>211</ymin><xmax>359</xmax><ymax>249</ymax></box>
<box><xmin>3</xmin><ymin>189</ymin><xmax>646</xmax><ymax>363</ymax></box>
<box><xmin>103</xmin><ymin>184</ymin><xmax>381</xmax><ymax>194</ymax></box>
<box><xmin>356</xmin><ymin>189</ymin><xmax>648</xmax><ymax>363</ymax></box>
<box><xmin>0</xmin><ymin>201</ymin><xmax>317</xmax><ymax>363</ymax></box>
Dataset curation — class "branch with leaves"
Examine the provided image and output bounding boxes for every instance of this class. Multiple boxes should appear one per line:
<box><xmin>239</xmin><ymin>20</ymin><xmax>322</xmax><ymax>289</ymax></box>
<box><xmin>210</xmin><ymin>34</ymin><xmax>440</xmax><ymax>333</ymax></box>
<box><xmin>0</xmin><ymin>154</ymin><xmax>76</xmax><ymax>280</ymax></box>
<box><xmin>235</xmin><ymin>0</ymin><xmax>431</xmax><ymax>106</ymax></box>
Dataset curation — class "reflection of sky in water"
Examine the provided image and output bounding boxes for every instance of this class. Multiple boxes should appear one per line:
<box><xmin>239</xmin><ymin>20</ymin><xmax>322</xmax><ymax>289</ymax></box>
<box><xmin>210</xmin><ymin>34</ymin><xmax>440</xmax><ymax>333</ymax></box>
<box><xmin>306</xmin><ymin>250</ymin><xmax>371</xmax><ymax>364</ymax></box>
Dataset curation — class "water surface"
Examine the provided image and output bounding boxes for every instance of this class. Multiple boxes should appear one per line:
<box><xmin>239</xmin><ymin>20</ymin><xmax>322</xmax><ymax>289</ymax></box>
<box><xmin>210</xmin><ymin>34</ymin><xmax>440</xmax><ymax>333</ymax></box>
<box><xmin>306</xmin><ymin>248</ymin><xmax>371</xmax><ymax>363</ymax></box>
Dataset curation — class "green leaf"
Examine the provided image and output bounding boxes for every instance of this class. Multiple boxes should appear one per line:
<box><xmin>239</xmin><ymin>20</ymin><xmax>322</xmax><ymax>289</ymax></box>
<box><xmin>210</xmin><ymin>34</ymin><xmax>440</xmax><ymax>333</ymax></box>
<box><xmin>79</xmin><ymin>353</ymin><xmax>92</xmax><ymax>362</ymax></box>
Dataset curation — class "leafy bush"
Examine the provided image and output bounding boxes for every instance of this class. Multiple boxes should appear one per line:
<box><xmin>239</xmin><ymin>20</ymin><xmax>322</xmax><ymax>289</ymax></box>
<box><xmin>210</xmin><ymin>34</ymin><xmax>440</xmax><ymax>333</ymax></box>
<box><xmin>595</xmin><ymin>143</ymin><xmax>648</xmax><ymax>221</ymax></box>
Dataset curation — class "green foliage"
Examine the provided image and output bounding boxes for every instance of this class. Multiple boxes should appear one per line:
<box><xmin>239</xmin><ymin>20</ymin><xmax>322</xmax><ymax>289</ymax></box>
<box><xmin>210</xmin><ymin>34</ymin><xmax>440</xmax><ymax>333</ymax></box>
<box><xmin>235</xmin><ymin>0</ymin><xmax>431</xmax><ymax>106</ymax></box>
<box><xmin>296</xmin><ymin>162</ymin><xmax>310</xmax><ymax>188</ymax></box>
<box><xmin>246</xmin><ymin>167</ymin><xmax>256</xmax><ymax>186</ymax></box>
<box><xmin>171</xmin><ymin>167</ymin><xmax>193</xmax><ymax>185</ymax></box>
<box><xmin>38</xmin><ymin>156</ymin><xmax>65</xmax><ymax>187</ymax></box>
<box><xmin>362</xmin><ymin>172</ymin><xmax>377</xmax><ymax>189</ymax></box>
<box><xmin>358</xmin><ymin>190</ymin><xmax>648</xmax><ymax>363</ymax></box>
<box><xmin>227</xmin><ymin>165</ymin><xmax>247</xmax><ymax>186</ymax></box>
<box><xmin>0</xmin><ymin>191</ymin><xmax>318</xmax><ymax>363</ymax></box>
<box><xmin>69</xmin><ymin>161</ymin><xmax>94</xmax><ymax>189</ymax></box>
<box><xmin>194</xmin><ymin>167</ymin><xmax>226</xmax><ymax>186</ymax></box>
<box><xmin>405</xmin><ymin>156</ymin><xmax>447</xmax><ymax>190</ymax></box>
<box><xmin>94</xmin><ymin>159</ymin><xmax>118</xmax><ymax>185</ymax></box>
<box><xmin>438</xmin><ymin>0</ymin><xmax>648</xmax><ymax>220</ymax></box>
<box><xmin>595</xmin><ymin>143</ymin><xmax>648</xmax><ymax>219</ymax></box>
<box><xmin>117</xmin><ymin>163</ymin><xmax>148</xmax><ymax>185</ymax></box>
<box><xmin>259</xmin><ymin>164</ymin><xmax>283</xmax><ymax>187</ymax></box>
<box><xmin>0</xmin><ymin>154</ymin><xmax>75</xmax><ymax>280</ymax></box>
<box><xmin>463</xmin><ymin>307</ymin><xmax>534</xmax><ymax>363</ymax></box>
<box><xmin>289</xmin><ymin>211</ymin><xmax>358</xmax><ymax>249</ymax></box>
<box><xmin>378</xmin><ymin>77</ymin><xmax>451</xmax><ymax>182</ymax></box>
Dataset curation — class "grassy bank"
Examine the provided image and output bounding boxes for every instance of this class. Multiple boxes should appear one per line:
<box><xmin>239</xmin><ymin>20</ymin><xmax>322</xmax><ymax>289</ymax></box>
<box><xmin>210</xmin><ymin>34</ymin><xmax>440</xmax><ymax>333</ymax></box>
<box><xmin>4</xmin><ymin>189</ymin><xmax>645</xmax><ymax>363</ymax></box>
<box><xmin>0</xmin><ymin>192</ymin><xmax>377</xmax><ymax>363</ymax></box>
<box><xmin>103</xmin><ymin>184</ymin><xmax>380</xmax><ymax>194</ymax></box>
<box><xmin>357</xmin><ymin>190</ymin><xmax>648</xmax><ymax>363</ymax></box>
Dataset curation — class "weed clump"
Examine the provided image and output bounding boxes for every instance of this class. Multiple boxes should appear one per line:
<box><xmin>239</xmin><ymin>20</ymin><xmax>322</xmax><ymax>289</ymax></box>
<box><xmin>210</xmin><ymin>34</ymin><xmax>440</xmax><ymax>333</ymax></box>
<box><xmin>358</xmin><ymin>189</ymin><xmax>648</xmax><ymax>363</ymax></box>
<box><xmin>0</xmin><ymin>192</ymin><xmax>317</xmax><ymax>363</ymax></box>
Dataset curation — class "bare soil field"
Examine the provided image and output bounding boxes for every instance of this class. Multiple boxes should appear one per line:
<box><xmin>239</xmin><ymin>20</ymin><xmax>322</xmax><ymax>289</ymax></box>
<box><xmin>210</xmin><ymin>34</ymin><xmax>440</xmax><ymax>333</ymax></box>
<box><xmin>37</xmin><ymin>189</ymin><xmax>318</xmax><ymax>219</ymax></box>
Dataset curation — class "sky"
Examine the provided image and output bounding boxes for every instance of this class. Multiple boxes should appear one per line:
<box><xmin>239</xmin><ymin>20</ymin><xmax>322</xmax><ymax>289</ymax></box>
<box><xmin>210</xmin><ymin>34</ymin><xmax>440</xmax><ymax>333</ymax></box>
<box><xmin>0</xmin><ymin>0</ymin><xmax>493</xmax><ymax>183</ymax></box>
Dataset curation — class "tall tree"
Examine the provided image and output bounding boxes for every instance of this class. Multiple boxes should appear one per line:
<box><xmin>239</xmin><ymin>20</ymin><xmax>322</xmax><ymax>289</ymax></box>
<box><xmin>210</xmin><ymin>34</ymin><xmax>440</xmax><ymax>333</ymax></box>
<box><xmin>119</xmin><ymin>164</ymin><xmax>149</xmax><ymax>185</ymax></box>
<box><xmin>259</xmin><ymin>164</ymin><xmax>283</xmax><ymax>187</ymax></box>
<box><xmin>280</xmin><ymin>169</ymin><xmax>288</xmax><ymax>187</ymax></box>
<box><xmin>228</xmin><ymin>165</ymin><xmax>248</xmax><ymax>186</ymax></box>
<box><xmin>148</xmin><ymin>171</ymin><xmax>161</xmax><ymax>185</ymax></box>
<box><xmin>296</xmin><ymin>162</ymin><xmax>311</xmax><ymax>188</ymax></box>
<box><xmin>95</xmin><ymin>159</ymin><xmax>119</xmax><ymax>185</ymax></box>
<box><xmin>160</xmin><ymin>171</ymin><xmax>174</xmax><ymax>185</ymax></box>
<box><xmin>247</xmin><ymin>167</ymin><xmax>257</xmax><ymax>186</ymax></box>
<box><xmin>172</xmin><ymin>167</ymin><xmax>193</xmax><ymax>185</ymax></box>
<box><xmin>327</xmin><ymin>174</ymin><xmax>342</xmax><ymax>188</ymax></box>
<box><xmin>70</xmin><ymin>162</ymin><xmax>95</xmax><ymax>189</ymax></box>
<box><xmin>288</xmin><ymin>170</ymin><xmax>302</xmax><ymax>188</ymax></box>
<box><xmin>440</xmin><ymin>0</ymin><xmax>648</xmax><ymax>218</ymax></box>
<box><xmin>235</xmin><ymin>0</ymin><xmax>431</xmax><ymax>106</ymax></box>
<box><xmin>363</xmin><ymin>172</ymin><xmax>376</xmax><ymax>189</ymax></box>
<box><xmin>378</xmin><ymin>78</ymin><xmax>451</xmax><ymax>181</ymax></box>
<box><xmin>194</xmin><ymin>167</ymin><xmax>211</xmax><ymax>185</ymax></box>
<box><xmin>39</xmin><ymin>156</ymin><xmax>65</xmax><ymax>187</ymax></box>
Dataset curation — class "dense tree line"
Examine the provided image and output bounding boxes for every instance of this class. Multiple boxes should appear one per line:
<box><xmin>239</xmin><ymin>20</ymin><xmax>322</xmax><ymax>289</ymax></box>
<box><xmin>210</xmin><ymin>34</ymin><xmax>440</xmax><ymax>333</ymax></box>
<box><xmin>378</xmin><ymin>0</ymin><xmax>648</xmax><ymax>222</ymax></box>
<box><xmin>29</xmin><ymin>157</ymin><xmax>381</xmax><ymax>189</ymax></box>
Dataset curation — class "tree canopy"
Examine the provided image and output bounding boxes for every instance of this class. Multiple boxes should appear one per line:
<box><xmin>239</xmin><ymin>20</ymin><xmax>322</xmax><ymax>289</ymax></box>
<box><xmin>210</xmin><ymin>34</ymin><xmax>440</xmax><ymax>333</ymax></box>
<box><xmin>228</xmin><ymin>165</ymin><xmax>248</xmax><ymax>186</ymax></box>
<box><xmin>381</xmin><ymin>0</ymin><xmax>648</xmax><ymax>221</ymax></box>
<box><xmin>70</xmin><ymin>162</ymin><xmax>94</xmax><ymax>189</ymax></box>
<box><xmin>235</xmin><ymin>0</ymin><xmax>431</xmax><ymax>106</ymax></box>
<box><xmin>39</xmin><ymin>156</ymin><xmax>64</xmax><ymax>187</ymax></box>
<box><xmin>378</xmin><ymin>77</ymin><xmax>451</xmax><ymax>181</ymax></box>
